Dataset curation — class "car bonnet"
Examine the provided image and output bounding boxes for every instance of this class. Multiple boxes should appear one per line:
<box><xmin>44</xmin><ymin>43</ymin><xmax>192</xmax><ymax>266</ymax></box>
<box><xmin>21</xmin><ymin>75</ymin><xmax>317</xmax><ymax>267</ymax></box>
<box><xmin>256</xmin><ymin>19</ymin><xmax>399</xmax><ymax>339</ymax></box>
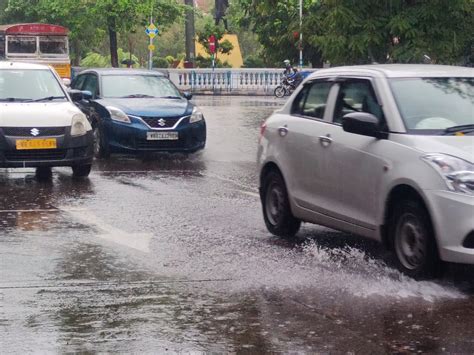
<box><xmin>0</xmin><ymin>102</ymin><xmax>82</xmax><ymax>127</ymax></box>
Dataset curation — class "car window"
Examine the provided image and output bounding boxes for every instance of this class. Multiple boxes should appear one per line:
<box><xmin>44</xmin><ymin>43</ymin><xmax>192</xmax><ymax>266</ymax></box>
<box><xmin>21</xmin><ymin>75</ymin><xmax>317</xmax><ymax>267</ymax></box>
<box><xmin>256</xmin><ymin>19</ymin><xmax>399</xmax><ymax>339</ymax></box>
<box><xmin>101</xmin><ymin>75</ymin><xmax>181</xmax><ymax>98</ymax></box>
<box><xmin>291</xmin><ymin>81</ymin><xmax>332</xmax><ymax>119</ymax></box>
<box><xmin>333</xmin><ymin>79</ymin><xmax>384</xmax><ymax>124</ymax></box>
<box><xmin>71</xmin><ymin>75</ymin><xmax>86</xmax><ymax>90</ymax></box>
<box><xmin>82</xmin><ymin>74</ymin><xmax>99</xmax><ymax>98</ymax></box>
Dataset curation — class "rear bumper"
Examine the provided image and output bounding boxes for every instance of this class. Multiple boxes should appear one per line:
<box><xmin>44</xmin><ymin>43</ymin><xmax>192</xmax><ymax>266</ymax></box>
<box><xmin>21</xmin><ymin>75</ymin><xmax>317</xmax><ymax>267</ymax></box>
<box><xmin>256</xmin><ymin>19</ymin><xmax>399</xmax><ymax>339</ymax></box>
<box><xmin>0</xmin><ymin>130</ymin><xmax>93</xmax><ymax>168</ymax></box>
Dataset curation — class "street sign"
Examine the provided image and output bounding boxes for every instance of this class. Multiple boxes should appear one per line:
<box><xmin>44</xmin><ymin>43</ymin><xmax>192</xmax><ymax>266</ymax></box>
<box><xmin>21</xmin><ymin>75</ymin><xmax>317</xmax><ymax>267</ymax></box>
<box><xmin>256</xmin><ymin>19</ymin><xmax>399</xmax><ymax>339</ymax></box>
<box><xmin>148</xmin><ymin>44</ymin><xmax>155</xmax><ymax>51</ymax></box>
<box><xmin>146</xmin><ymin>23</ymin><xmax>159</xmax><ymax>39</ymax></box>
<box><xmin>208</xmin><ymin>34</ymin><xmax>216</xmax><ymax>54</ymax></box>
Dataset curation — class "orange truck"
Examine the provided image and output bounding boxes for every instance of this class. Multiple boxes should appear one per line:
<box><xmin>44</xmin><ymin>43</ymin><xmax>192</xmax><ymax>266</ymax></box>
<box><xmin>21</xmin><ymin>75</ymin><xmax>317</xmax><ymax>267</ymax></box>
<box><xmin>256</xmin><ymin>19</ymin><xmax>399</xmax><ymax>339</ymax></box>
<box><xmin>0</xmin><ymin>23</ymin><xmax>71</xmax><ymax>79</ymax></box>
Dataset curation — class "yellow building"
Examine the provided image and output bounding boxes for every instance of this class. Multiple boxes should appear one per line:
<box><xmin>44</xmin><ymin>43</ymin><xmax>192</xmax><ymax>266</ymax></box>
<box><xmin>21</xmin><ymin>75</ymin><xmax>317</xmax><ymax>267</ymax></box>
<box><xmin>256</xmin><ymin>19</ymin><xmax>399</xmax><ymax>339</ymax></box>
<box><xmin>195</xmin><ymin>34</ymin><xmax>243</xmax><ymax>68</ymax></box>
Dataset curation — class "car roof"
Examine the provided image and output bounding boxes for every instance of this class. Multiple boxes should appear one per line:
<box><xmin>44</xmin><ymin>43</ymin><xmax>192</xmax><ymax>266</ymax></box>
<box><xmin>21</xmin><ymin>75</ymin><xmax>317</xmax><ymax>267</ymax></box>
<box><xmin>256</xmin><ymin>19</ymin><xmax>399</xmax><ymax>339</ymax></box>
<box><xmin>0</xmin><ymin>61</ymin><xmax>53</xmax><ymax>70</ymax></box>
<box><xmin>308</xmin><ymin>64</ymin><xmax>474</xmax><ymax>79</ymax></box>
<box><xmin>78</xmin><ymin>68</ymin><xmax>165</xmax><ymax>76</ymax></box>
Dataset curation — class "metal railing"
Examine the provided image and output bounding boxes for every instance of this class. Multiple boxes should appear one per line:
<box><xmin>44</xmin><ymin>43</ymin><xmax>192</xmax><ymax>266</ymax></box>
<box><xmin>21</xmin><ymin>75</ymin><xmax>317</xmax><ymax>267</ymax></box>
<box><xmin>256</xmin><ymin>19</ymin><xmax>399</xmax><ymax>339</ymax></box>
<box><xmin>166</xmin><ymin>68</ymin><xmax>318</xmax><ymax>95</ymax></box>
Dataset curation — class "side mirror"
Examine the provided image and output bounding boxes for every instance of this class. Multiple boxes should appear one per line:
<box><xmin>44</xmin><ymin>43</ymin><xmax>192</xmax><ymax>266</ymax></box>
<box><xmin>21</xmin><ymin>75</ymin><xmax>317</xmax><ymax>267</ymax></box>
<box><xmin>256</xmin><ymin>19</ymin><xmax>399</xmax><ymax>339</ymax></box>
<box><xmin>68</xmin><ymin>89</ymin><xmax>92</xmax><ymax>102</ymax></box>
<box><xmin>62</xmin><ymin>78</ymin><xmax>71</xmax><ymax>87</ymax></box>
<box><xmin>183</xmin><ymin>92</ymin><xmax>193</xmax><ymax>100</ymax></box>
<box><xmin>342</xmin><ymin>112</ymin><xmax>384</xmax><ymax>138</ymax></box>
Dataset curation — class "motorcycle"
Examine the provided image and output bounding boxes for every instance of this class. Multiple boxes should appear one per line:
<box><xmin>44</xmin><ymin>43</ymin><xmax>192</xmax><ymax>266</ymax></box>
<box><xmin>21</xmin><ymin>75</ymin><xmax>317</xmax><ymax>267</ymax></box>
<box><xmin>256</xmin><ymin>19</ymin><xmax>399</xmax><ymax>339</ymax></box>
<box><xmin>274</xmin><ymin>76</ymin><xmax>296</xmax><ymax>98</ymax></box>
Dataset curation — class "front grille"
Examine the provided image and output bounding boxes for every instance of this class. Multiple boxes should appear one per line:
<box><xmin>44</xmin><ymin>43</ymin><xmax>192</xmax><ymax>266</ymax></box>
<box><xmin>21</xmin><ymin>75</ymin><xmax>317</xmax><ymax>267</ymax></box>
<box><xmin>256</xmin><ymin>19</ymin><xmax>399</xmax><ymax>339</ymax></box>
<box><xmin>1</xmin><ymin>127</ymin><xmax>66</xmax><ymax>137</ymax></box>
<box><xmin>140</xmin><ymin>116</ymin><xmax>183</xmax><ymax>129</ymax></box>
<box><xmin>5</xmin><ymin>149</ymin><xmax>67</xmax><ymax>161</ymax></box>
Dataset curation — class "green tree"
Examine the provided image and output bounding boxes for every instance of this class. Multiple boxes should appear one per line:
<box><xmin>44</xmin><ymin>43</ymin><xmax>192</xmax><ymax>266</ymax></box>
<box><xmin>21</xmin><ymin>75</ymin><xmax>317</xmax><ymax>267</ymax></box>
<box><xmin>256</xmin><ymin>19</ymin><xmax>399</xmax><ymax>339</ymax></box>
<box><xmin>196</xmin><ymin>20</ymin><xmax>234</xmax><ymax>66</ymax></box>
<box><xmin>235</xmin><ymin>0</ymin><xmax>473</xmax><ymax>66</ymax></box>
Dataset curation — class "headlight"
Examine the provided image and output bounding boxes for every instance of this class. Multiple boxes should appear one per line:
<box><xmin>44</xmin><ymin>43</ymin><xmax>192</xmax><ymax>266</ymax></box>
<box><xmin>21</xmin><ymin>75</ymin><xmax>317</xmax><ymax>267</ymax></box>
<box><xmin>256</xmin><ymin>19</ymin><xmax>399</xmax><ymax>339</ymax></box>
<box><xmin>422</xmin><ymin>153</ymin><xmax>474</xmax><ymax>195</ymax></box>
<box><xmin>106</xmin><ymin>106</ymin><xmax>131</xmax><ymax>123</ymax></box>
<box><xmin>189</xmin><ymin>107</ymin><xmax>204</xmax><ymax>123</ymax></box>
<box><xmin>71</xmin><ymin>113</ymin><xmax>92</xmax><ymax>136</ymax></box>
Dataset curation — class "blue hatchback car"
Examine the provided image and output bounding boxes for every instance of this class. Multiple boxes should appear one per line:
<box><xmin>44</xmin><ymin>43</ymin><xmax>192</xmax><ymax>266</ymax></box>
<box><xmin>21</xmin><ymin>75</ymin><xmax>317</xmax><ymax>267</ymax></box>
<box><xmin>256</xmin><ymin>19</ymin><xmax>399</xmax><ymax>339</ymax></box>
<box><xmin>70</xmin><ymin>69</ymin><xmax>206</xmax><ymax>157</ymax></box>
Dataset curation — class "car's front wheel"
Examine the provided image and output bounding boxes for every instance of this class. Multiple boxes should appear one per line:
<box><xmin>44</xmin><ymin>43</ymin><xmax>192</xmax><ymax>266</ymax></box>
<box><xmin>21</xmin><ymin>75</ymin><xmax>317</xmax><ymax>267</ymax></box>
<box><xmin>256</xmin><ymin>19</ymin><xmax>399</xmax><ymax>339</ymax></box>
<box><xmin>390</xmin><ymin>199</ymin><xmax>441</xmax><ymax>278</ymax></box>
<box><xmin>72</xmin><ymin>164</ymin><xmax>92</xmax><ymax>178</ymax></box>
<box><xmin>261</xmin><ymin>170</ymin><xmax>301</xmax><ymax>238</ymax></box>
<box><xmin>92</xmin><ymin>124</ymin><xmax>110</xmax><ymax>159</ymax></box>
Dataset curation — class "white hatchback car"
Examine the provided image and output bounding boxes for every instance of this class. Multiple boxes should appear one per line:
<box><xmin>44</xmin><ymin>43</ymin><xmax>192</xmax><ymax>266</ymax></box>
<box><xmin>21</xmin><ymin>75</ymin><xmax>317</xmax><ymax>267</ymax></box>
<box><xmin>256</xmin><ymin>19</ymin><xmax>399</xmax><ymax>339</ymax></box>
<box><xmin>0</xmin><ymin>62</ymin><xmax>93</xmax><ymax>177</ymax></box>
<box><xmin>258</xmin><ymin>64</ymin><xmax>474</xmax><ymax>278</ymax></box>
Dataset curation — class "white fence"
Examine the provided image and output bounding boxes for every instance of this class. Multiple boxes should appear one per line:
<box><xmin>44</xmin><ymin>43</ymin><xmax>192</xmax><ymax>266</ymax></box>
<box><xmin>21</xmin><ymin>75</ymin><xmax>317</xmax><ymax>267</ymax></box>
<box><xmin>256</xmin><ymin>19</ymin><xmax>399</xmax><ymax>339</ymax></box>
<box><xmin>166</xmin><ymin>68</ymin><xmax>318</xmax><ymax>95</ymax></box>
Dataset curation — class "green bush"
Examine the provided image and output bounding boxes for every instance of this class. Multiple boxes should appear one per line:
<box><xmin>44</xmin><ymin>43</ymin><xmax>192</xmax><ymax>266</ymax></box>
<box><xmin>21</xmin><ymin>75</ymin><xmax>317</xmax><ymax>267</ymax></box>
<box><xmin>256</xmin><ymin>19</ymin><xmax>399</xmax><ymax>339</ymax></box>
<box><xmin>153</xmin><ymin>57</ymin><xmax>169</xmax><ymax>68</ymax></box>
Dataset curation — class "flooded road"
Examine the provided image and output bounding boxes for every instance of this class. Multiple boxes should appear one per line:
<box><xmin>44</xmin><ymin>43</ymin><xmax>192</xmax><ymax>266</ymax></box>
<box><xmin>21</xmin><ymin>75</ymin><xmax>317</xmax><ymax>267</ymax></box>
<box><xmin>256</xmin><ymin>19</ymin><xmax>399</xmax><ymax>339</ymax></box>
<box><xmin>1</xmin><ymin>96</ymin><xmax>473</xmax><ymax>353</ymax></box>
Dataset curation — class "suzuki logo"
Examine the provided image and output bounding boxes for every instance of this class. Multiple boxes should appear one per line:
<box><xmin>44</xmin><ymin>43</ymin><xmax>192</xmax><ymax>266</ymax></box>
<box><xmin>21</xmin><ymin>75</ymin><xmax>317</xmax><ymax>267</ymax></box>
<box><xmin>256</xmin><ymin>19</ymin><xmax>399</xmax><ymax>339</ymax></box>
<box><xmin>30</xmin><ymin>128</ymin><xmax>40</xmax><ymax>136</ymax></box>
<box><xmin>158</xmin><ymin>119</ymin><xmax>166</xmax><ymax>127</ymax></box>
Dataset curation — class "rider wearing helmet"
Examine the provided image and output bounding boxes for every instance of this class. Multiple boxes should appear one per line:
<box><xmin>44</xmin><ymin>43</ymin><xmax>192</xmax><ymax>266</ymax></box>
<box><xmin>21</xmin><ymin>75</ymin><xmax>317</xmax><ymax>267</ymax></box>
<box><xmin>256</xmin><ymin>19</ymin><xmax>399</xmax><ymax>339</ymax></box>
<box><xmin>283</xmin><ymin>59</ymin><xmax>293</xmax><ymax>76</ymax></box>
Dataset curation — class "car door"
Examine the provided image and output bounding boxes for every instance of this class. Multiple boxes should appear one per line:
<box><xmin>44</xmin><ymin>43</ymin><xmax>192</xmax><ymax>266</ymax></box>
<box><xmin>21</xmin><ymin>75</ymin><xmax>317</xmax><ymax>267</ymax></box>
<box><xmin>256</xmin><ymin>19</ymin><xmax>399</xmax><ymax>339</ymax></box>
<box><xmin>316</xmin><ymin>77</ymin><xmax>390</xmax><ymax>234</ymax></box>
<box><xmin>71</xmin><ymin>73</ymin><xmax>102</xmax><ymax>127</ymax></box>
<box><xmin>282</xmin><ymin>79</ymin><xmax>336</xmax><ymax>212</ymax></box>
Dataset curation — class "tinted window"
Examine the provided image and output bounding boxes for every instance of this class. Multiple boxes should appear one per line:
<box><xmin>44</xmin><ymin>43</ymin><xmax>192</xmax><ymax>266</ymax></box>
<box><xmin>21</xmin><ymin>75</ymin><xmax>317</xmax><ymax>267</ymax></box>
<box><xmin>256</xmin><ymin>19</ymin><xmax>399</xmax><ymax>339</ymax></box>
<box><xmin>292</xmin><ymin>81</ymin><xmax>332</xmax><ymax>119</ymax></box>
<box><xmin>333</xmin><ymin>80</ymin><xmax>383</xmax><ymax>124</ymax></box>
<box><xmin>82</xmin><ymin>74</ymin><xmax>99</xmax><ymax>97</ymax></box>
<box><xmin>71</xmin><ymin>75</ymin><xmax>86</xmax><ymax>90</ymax></box>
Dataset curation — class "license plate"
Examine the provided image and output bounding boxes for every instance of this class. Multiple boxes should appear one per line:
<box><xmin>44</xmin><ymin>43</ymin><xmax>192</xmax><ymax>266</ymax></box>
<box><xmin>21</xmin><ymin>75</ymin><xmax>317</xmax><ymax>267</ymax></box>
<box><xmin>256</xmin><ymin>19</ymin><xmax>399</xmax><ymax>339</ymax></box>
<box><xmin>16</xmin><ymin>138</ymin><xmax>57</xmax><ymax>150</ymax></box>
<box><xmin>146</xmin><ymin>131</ymin><xmax>179</xmax><ymax>140</ymax></box>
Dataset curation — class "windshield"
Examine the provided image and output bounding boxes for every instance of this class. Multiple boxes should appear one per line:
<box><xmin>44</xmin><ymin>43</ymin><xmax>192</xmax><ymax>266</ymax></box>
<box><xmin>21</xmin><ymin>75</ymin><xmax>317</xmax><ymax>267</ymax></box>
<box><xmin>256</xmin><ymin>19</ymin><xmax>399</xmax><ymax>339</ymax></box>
<box><xmin>0</xmin><ymin>69</ymin><xmax>66</xmax><ymax>102</ymax></box>
<box><xmin>39</xmin><ymin>36</ymin><xmax>68</xmax><ymax>56</ymax></box>
<box><xmin>7</xmin><ymin>36</ymin><xmax>37</xmax><ymax>55</ymax></box>
<box><xmin>390</xmin><ymin>77</ymin><xmax>473</xmax><ymax>134</ymax></box>
<box><xmin>101</xmin><ymin>75</ymin><xmax>181</xmax><ymax>98</ymax></box>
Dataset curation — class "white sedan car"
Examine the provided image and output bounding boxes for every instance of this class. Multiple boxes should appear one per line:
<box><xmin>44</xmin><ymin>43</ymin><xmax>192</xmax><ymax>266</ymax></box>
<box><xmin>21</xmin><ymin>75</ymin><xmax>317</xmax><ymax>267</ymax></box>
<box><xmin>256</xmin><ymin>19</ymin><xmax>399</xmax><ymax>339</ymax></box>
<box><xmin>258</xmin><ymin>64</ymin><xmax>473</xmax><ymax>278</ymax></box>
<box><xmin>0</xmin><ymin>62</ymin><xmax>93</xmax><ymax>177</ymax></box>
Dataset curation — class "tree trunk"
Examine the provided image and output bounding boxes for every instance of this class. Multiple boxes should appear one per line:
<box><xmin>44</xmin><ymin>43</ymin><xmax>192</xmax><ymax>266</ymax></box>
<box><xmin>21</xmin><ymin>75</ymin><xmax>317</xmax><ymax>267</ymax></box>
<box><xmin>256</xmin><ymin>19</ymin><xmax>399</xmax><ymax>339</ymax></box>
<box><xmin>108</xmin><ymin>17</ymin><xmax>119</xmax><ymax>68</ymax></box>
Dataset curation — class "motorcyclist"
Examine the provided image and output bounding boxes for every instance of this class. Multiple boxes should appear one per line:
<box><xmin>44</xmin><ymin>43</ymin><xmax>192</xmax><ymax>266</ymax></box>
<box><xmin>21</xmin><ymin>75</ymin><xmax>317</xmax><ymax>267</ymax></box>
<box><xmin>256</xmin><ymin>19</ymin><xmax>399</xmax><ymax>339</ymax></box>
<box><xmin>283</xmin><ymin>59</ymin><xmax>294</xmax><ymax>76</ymax></box>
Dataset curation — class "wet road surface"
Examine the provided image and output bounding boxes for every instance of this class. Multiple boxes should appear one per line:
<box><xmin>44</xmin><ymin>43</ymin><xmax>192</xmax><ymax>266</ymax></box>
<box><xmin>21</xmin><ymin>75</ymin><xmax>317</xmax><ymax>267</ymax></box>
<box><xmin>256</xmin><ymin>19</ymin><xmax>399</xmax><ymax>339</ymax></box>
<box><xmin>1</xmin><ymin>96</ymin><xmax>473</xmax><ymax>353</ymax></box>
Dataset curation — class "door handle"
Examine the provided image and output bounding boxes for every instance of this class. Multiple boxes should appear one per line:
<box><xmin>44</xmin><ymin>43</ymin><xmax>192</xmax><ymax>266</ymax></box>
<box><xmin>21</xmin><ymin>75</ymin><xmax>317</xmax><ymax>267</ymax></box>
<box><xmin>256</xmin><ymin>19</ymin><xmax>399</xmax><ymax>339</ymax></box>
<box><xmin>278</xmin><ymin>126</ymin><xmax>289</xmax><ymax>137</ymax></box>
<box><xmin>318</xmin><ymin>134</ymin><xmax>333</xmax><ymax>147</ymax></box>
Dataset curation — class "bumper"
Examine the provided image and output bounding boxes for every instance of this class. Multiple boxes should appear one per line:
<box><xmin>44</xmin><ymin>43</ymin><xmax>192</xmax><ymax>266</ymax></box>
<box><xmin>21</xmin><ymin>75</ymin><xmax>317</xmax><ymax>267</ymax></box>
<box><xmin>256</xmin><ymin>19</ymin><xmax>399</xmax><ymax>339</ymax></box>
<box><xmin>0</xmin><ymin>131</ymin><xmax>93</xmax><ymax>168</ymax></box>
<box><xmin>425</xmin><ymin>190</ymin><xmax>474</xmax><ymax>264</ymax></box>
<box><xmin>106</xmin><ymin>119</ymin><xmax>206</xmax><ymax>153</ymax></box>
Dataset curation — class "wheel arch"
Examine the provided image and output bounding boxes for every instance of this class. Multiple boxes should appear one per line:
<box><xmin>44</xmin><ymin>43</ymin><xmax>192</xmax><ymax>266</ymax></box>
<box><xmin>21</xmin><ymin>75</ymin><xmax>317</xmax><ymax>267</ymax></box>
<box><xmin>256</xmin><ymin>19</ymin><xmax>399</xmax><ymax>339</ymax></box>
<box><xmin>381</xmin><ymin>184</ymin><xmax>435</xmax><ymax>250</ymax></box>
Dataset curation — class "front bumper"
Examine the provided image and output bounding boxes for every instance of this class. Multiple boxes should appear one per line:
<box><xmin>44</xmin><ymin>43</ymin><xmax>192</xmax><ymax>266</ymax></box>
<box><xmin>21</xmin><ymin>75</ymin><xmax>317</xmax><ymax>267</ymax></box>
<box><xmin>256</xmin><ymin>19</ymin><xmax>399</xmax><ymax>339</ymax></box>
<box><xmin>106</xmin><ymin>118</ymin><xmax>206</xmax><ymax>153</ymax></box>
<box><xmin>425</xmin><ymin>189</ymin><xmax>474</xmax><ymax>264</ymax></box>
<box><xmin>0</xmin><ymin>129</ymin><xmax>93</xmax><ymax>168</ymax></box>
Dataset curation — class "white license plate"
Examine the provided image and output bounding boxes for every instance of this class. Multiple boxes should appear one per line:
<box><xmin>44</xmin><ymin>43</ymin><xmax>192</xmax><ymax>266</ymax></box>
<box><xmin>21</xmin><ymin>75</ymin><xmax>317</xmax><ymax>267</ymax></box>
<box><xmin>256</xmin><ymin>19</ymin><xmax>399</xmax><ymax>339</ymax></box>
<box><xmin>146</xmin><ymin>131</ymin><xmax>179</xmax><ymax>140</ymax></box>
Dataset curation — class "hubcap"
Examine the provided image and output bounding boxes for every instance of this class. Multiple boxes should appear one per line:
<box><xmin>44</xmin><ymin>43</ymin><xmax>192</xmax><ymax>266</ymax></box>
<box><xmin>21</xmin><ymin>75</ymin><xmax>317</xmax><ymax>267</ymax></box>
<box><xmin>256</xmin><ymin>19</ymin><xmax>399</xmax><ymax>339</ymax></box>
<box><xmin>395</xmin><ymin>213</ymin><xmax>427</xmax><ymax>270</ymax></box>
<box><xmin>265</xmin><ymin>182</ymin><xmax>284</xmax><ymax>226</ymax></box>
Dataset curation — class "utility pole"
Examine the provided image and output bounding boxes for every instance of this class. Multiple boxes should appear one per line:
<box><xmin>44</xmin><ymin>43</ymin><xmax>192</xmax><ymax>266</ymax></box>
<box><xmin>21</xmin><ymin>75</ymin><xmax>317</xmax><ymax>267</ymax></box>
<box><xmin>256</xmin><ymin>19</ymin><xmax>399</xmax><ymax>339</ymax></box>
<box><xmin>184</xmin><ymin>0</ymin><xmax>195</xmax><ymax>67</ymax></box>
<box><xmin>299</xmin><ymin>0</ymin><xmax>303</xmax><ymax>68</ymax></box>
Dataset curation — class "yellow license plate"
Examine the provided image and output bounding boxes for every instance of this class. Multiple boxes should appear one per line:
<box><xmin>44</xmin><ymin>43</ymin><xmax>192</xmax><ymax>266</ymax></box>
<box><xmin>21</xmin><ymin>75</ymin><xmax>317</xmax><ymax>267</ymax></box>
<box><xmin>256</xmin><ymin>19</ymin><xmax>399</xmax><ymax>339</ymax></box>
<box><xmin>16</xmin><ymin>139</ymin><xmax>57</xmax><ymax>150</ymax></box>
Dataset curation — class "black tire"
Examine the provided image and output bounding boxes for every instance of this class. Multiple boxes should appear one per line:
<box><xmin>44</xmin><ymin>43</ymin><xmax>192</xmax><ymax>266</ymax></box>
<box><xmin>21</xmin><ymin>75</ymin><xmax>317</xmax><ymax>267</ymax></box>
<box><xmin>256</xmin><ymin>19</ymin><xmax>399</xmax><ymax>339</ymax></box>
<box><xmin>261</xmin><ymin>170</ymin><xmax>301</xmax><ymax>238</ymax></box>
<box><xmin>389</xmin><ymin>199</ymin><xmax>442</xmax><ymax>279</ymax></box>
<box><xmin>92</xmin><ymin>124</ymin><xmax>110</xmax><ymax>159</ymax></box>
<box><xmin>72</xmin><ymin>164</ymin><xmax>92</xmax><ymax>178</ymax></box>
<box><xmin>274</xmin><ymin>86</ymin><xmax>286</xmax><ymax>98</ymax></box>
<box><xmin>35</xmin><ymin>167</ymin><xmax>52</xmax><ymax>181</ymax></box>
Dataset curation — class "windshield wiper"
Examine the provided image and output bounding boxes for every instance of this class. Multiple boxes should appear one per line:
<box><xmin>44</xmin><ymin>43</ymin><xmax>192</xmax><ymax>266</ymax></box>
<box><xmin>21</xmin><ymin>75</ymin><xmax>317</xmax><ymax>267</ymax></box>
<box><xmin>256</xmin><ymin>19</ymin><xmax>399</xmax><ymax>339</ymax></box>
<box><xmin>0</xmin><ymin>97</ymin><xmax>33</xmax><ymax>102</ymax></box>
<box><xmin>32</xmin><ymin>96</ymin><xmax>66</xmax><ymax>102</ymax></box>
<box><xmin>121</xmin><ymin>94</ymin><xmax>156</xmax><ymax>98</ymax></box>
<box><xmin>443</xmin><ymin>124</ymin><xmax>474</xmax><ymax>135</ymax></box>
<box><xmin>159</xmin><ymin>96</ymin><xmax>182</xmax><ymax>99</ymax></box>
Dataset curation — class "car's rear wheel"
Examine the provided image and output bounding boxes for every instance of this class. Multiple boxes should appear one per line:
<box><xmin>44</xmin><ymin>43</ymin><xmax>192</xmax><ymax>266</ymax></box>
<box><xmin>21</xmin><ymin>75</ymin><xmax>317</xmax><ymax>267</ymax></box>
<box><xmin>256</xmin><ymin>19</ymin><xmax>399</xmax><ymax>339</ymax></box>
<box><xmin>274</xmin><ymin>86</ymin><xmax>286</xmax><ymax>98</ymax></box>
<box><xmin>72</xmin><ymin>164</ymin><xmax>92</xmax><ymax>178</ymax></box>
<box><xmin>390</xmin><ymin>199</ymin><xmax>441</xmax><ymax>279</ymax></box>
<box><xmin>93</xmin><ymin>124</ymin><xmax>110</xmax><ymax>159</ymax></box>
<box><xmin>262</xmin><ymin>170</ymin><xmax>301</xmax><ymax>238</ymax></box>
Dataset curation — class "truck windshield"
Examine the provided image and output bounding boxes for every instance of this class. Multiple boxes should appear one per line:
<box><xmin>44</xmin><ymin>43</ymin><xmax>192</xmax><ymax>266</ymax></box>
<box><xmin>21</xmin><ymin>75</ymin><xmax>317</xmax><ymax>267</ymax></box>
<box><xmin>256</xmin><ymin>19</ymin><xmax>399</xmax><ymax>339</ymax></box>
<box><xmin>0</xmin><ymin>69</ymin><xmax>66</xmax><ymax>102</ymax></box>
<box><xmin>7</xmin><ymin>36</ymin><xmax>36</xmax><ymax>54</ymax></box>
<box><xmin>390</xmin><ymin>77</ymin><xmax>474</xmax><ymax>133</ymax></box>
<box><xmin>39</xmin><ymin>36</ymin><xmax>68</xmax><ymax>56</ymax></box>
